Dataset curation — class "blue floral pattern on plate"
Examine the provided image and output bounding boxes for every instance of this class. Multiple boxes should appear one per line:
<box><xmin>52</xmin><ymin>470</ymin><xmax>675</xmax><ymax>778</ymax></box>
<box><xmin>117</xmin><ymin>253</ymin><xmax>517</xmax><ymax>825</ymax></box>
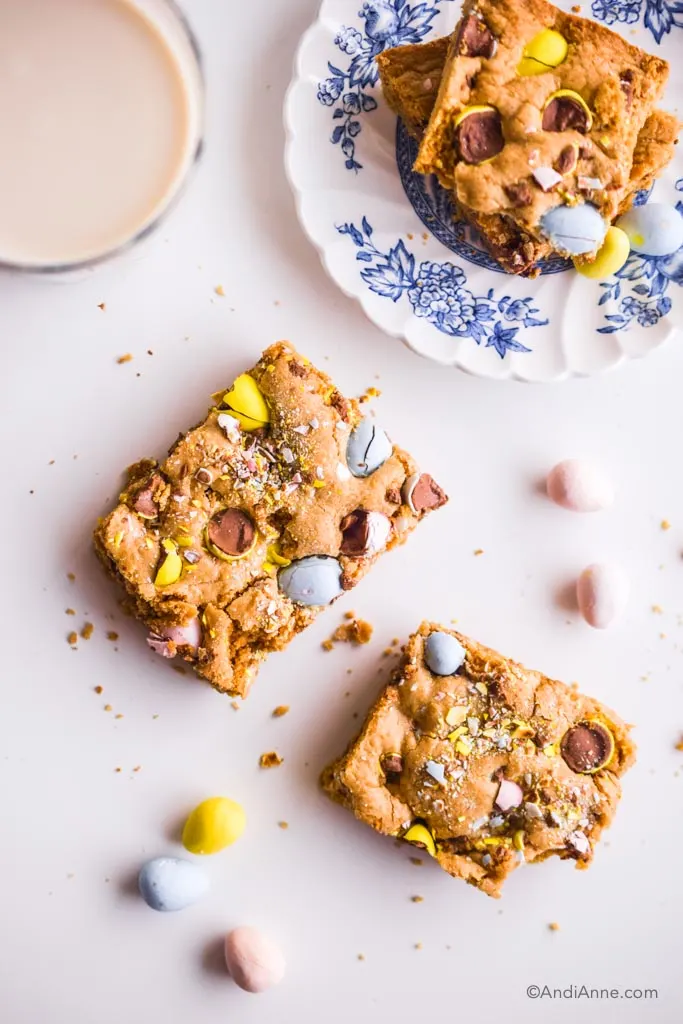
<box><xmin>598</xmin><ymin>179</ymin><xmax>683</xmax><ymax>332</ymax></box>
<box><xmin>337</xmin><ymin>217</ymin><xmax>548</xmax><ymax>356</ymax></box>
<box><xmin>591</xmin><ymin>0</ymin><xmax>683</xmax><ymax>44</ymax></box>
<box><xmin>317</xmin><ymin>0</ymin><xmax>452</xmax><ymax>171</ymax></box>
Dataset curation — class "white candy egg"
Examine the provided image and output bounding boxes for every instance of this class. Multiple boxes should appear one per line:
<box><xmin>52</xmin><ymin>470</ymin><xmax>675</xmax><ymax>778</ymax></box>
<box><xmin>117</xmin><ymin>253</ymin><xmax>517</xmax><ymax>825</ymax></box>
<box><xmin>576</xmin><ymin>563</ymin><xmax>629</xmax><ymax>629</ymax></box>
<box><xmin>546</xmin><ymin>459</ymin><xmax>614</xmax><ymax>512</ymax></box>
<box><xmin>617</xmin><ymin>203</ymin><xmax>683</xmax><ymax>258</ymax></box>
<box><xmin>224</xmin><ymin>926</ymin><xmax>285</xmax><ymax>993</ymax></box>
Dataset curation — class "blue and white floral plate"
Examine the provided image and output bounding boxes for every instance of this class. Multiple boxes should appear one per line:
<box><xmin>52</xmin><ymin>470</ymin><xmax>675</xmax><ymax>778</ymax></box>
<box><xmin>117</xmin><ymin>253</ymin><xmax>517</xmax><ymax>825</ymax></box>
<box><xmin>284</xmin><ymin>0</ymin><xmax>683</xmax><ymax>381</ymax></box>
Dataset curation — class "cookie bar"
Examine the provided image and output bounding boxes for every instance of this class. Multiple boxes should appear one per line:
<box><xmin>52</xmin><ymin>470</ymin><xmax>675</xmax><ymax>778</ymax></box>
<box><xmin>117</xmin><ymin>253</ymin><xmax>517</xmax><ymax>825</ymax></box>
<box><xmin>378</xmin><ymin>36</ymin><xmax>678</xmax><ymax>274</ymax></box>
<box><xmin>413</xmin><ymin>0</ymin><xmax>669</xmax><ymax>260</ymax></box>
<box><xmin>94</xmin><ymin>344</ymin><xmax>447</xmax><ymax>698</ymax></box>
<box><xmin>321</xmin><ymin>623</ymin><xmax>635</xmax><ymax>897</ymax></box>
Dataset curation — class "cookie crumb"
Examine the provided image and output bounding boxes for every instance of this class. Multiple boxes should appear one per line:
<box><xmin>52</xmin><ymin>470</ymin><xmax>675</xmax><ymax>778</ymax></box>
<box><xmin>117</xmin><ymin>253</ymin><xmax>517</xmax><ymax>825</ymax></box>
<box><xmin>278</xmin><ymin>821</ymin><xmax>289</xmax><ymax>830</ymax></box>
<box><xmin>652</xmin><ymin>604</ymin><xmax>663</xmax><ymax>614</ymax></box>
<box><xmin>106</xmin><ymin>631</ymin><xmax>119</xmax><ymax>642</ymax></box>
<box><xmin>548</xmin><ymin>922</ymin><xmax>561</xmax><ymax>932</ymax></box>
<box><xmin>409</xmin><ymin>857</ymin><xmax>423</xmax><ymax>866</ymax></box>
<box><xmin>133</xmin><ymin>765</ymin><xmax>141</xmax><ymax>773</ymax></box>
<box><xmin>65</xmin><ymin>608</ymin><xmax>76</xmax><ymax>616</ymax></box>
<box><xmin>411</xmin><ymin>895</ymin><xmax>424</xmax><ymax>903</ymax></box>
<box><xmin>272</xmin><ymin>705</ymin><xmax>290</xmax><ymax>718</ymax></box>
<box><xmin>81</xmin><ymin>622</ymin><xmax>94</xmax><ymax>640</ymax></box>
<box><xmin>414</xmin><ymin>942</ymin><xmax>423</xmax><ymax>950</ymax></box>
<box><xmin>259</xmin><ymin>751</ymin><xmax>283</xmax><ymax>769</ymax></box>
<box><xmin>474</xmin><ymin>548</ymin><xmax>484</xmax><ymax>556</ymax></box>
<box><xmin>115</xmin><ymin>714</ymin><xmax>124</xmax><ymax>720</ymax></box>
<box><xmin>114</xmin><ymin>767</ymin><xmax>122</xmax><ymax>773</ymax></box>
<box><xmin>172</xmin><ymin>665</ymin><xmax>186</xmax><ymax>675</ymax></box>
<box><xmin>94</xmin><ymin>685</ymin><xmax>103</xmax><ymax>694</ymax></box>
<box><xmin>571</xmin><ymin>4</ymin><xmax>581</xmax><ymax>11</ymax></box>
<box><xmin>104</xmin><ymin>704</ymin><xmax>113</xmax><ymax>712</ymax></box>
<box><xmin>67</xmin><ymin>631</ymin><xmax>78</xmax><ymax>646</ymax></box>
<box><xmin>357</xmin><ymin>954</ymin><xmax>365</xmax><ymax>961</ymax></box>
<box><xmin>215</xmin><ymin>285</ymin><xmax>225</xmax><ymax>296</ymax></box>
<box><xmin>324</xmin><ymin>616</ymin><xmax>374</xmax><ymax>649</ymax></box>
<box><xmin>675</xmin><ymin>736</ymin><xmax>683</xmax><ymax>752</ymax></box>
<box><xmin>67</xmin><ymin>573</ymin><xmax>76</xmax><ymax>582</ymax></box>
<box><xmin>97</xmin><ymin>302</ymin><xmax>106</xmax><ymax>311</ymax></box>
<box><xmin>231</xmin><ymin>701</ymin><xmax>240</xmax><ymax>711</ymax></box>
<box><xmin>116</xmin><ymin>353</ymin><xmax>133</xmax><ymax>364</ymax></box>
<box><xmin>661</xmin><ymin>519</ymin><xmax>671</xmax><ymax>530</ymax></box>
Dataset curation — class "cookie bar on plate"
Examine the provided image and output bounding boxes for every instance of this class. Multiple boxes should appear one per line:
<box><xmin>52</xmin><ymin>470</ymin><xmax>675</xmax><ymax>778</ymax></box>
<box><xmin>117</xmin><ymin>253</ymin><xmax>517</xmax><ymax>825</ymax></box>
<box><xmin>94</xmin><ymin>343</ymin><xmax>447</xmax><ymax>698</ymax></box>
<box><xmin>321</xmin><ymin>623</ymin><xmax>635</xmax><ymax>897</ymax></box>
<box><xmin>411</xmin><ymin>0</ymin><xmax>670</xmax><ymax>265</ymax></box>
<box><xmin>378</xmin><ymin>32</ymin><xmax>679</xmax><ymax>274</ymax></box>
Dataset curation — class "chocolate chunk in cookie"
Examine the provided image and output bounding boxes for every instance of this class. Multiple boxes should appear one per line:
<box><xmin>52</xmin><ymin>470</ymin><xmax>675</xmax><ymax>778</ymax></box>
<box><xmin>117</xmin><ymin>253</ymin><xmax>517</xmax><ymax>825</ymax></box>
<box><xmin>542</xmin><ymin>91</ymin><xmax>593</xmax><ymax>134</ymax></box>
<box><xmin>206</xmin><ymin>508</ymin><xmax>256</xmax><ymax>559</ymax></box>
<box><xmin>455</xmin><ymin>107</ymin><xmax>504</xmax><ymax>164</ymax></box>
<box><xmin>455</xmin><ymin>14</ymin><xmax>497</xmax><ymax>59</ymax></box>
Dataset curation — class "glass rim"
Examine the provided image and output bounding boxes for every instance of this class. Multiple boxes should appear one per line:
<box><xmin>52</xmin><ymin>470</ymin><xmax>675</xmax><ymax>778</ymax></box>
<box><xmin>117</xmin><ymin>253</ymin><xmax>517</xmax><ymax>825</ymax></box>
<box><xmin>0</xmin><ymin>0</ymin><xmax>205</xmax><ymax>276</ymax></box>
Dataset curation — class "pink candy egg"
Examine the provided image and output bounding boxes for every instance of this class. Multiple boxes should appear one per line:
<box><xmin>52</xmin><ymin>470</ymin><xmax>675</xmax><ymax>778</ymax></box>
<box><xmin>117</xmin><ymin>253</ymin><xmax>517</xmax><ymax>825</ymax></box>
<box><xmin>546</xmin><ymin>459</ymin><xmax>614</xmax><ymax>513</ymax></box>
<box><xmin>576</xmin><ymin>563</ymin><xmax>629</xmax><ymax>629</ymax></box>
<box><xmin>224</xmin><ymin>926</ymin><xmax>285</xmax><ymax>994</ymax></box>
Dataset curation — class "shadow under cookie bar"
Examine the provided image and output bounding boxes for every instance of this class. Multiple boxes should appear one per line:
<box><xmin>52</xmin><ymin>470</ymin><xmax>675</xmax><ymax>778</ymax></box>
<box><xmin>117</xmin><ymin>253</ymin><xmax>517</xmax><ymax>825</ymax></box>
<box><xmin>93</xmin><ymin>343</ymin><xmax>447</xmax><ymax>698</ymax></box>
<box><xmin>321</xmin><ymin>622</ymin><xmax>635</xmax><ymax>897</ymax></box>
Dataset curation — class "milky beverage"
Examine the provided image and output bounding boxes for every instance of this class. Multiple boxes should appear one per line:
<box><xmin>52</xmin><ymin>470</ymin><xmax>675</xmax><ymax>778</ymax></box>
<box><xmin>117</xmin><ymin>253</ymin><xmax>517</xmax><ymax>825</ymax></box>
<box><xmin>0</xmin><ymin>0</ymin><xmax>195</xmax><ymax>267</ymax></box>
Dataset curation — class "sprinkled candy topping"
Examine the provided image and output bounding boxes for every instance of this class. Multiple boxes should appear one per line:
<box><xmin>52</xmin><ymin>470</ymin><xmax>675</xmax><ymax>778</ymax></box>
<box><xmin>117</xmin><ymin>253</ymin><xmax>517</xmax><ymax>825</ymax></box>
<box><xmin>346</xmin><ymin>419</ymin><xmax>392</xmax><ymax>478</ymax></box>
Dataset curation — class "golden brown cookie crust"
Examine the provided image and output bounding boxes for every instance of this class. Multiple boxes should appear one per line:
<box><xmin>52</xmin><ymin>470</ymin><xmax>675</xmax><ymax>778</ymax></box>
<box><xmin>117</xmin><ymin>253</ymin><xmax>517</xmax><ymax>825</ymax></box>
<box><xmin>93</xmin><ymin>344</ymin><xmax>447</xmax><ymax>697</ymax></box>
<box><xmin>322</xmin><ymin>623</ymin><xmax>636</xmax><ymax>897</ymax></box>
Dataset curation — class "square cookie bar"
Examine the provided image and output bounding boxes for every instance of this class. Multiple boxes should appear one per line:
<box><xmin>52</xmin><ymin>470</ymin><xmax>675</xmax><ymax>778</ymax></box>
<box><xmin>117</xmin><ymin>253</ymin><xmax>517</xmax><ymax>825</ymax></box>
<box><xmin>322</xmin><ymin>623</ymin><xmax>635</xmax><ymax>897</ymax></box>
<box><xmin>413</xmin><ymin>0</ymin><xmax>669</xmax><ymax>259</ymax></box>
<box><xmin>94</xmin><ymin>344</ymin><xmax>447</xmax><ymax>698</ymax></box>
<box><xmin>378</xmin><ymin>34</ymin><xmax>679</xmax><ymax>274</ymax></box>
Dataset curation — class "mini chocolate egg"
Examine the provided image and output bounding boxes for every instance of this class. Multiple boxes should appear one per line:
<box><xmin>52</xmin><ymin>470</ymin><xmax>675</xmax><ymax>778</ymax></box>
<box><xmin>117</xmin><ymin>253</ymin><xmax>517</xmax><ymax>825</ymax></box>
<box><xmin>573</xmin><ymin>226</ymin><xmax>630</xmax><ymax>280</ymax></box>
<box><xmin>546</xmin><ymin>459</ymin><xmax>614</xmax><ymax>512</ymax></box>
<box><xmin>224</xmin><ymin>927</ymin><xmax>286</xmax><ymax>993</ymax></box>
<box><xmin>540</xmin><ymin>203</ymin><xmax>607</xmax><ymax>256</ymax></box>
<box><xmin>138</xmin><ymin>857</ymin><xmax>209</xmax><ymax>912</ymax></box>
<box><xmin>346</xmin><ymin>419</ymin><xmax>392</xmax><ymax>478</ymax></box>
<box><xmin>182</xmin><ymin>796</ymin><xmax>246</xmax><ymax>855</ymax></box>
<box><xmin>576</xmin><ymin>562</ymin><xmax>629</xmax><ymax>629</ymax></box>
<box><xmin>278</xmin><ymin>555</ymin><xmax>343</xmax><ymax>605</ymax></box>
<box><xmin>617</xmin><ymin>203</ymin><xmax>683</xmax><ymax>257</ymax></box>
<box><xmin>424</xmin><ymin>631</ymin><xmax>465</xmax><ymax>676</ymax></box>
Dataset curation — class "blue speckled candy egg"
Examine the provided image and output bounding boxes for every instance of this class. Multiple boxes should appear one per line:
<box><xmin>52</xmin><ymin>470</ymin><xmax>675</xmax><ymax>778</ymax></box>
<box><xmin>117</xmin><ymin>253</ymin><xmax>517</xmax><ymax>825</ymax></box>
<box><xmin>138</xmin><ymin>857</ymin><xmax>209</xmax><ymax>912</ymax></box>
<box><xmin>540</xmin><ymin>203</ymin><xmax>607</xmax><ymax>256</ymax></box>
<box><xmin>617</xmin><ymin>203</ymin><xmax>683</xmax><ymax>257</ymax></box>
<box><xmin>278</xmin><ymin>555</ymin><xmax>343</xmax><ymax>606</ymax></box>
<box><xmin>424</xmin><ymin>631</ymin><xmax>466</xmax><ymax>676</ymax></box>
<box><xmin>346</xmin><ymin>419</ymin><xmax>392</xmax><ymax>478</ymax></box>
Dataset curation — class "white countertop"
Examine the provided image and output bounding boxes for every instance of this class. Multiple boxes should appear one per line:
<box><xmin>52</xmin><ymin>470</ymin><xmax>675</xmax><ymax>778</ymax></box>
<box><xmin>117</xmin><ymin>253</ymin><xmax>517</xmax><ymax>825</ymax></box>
<box><xmin>1</xmin><ymin>2</ymin><xmax>681</xmax><ymax>1022</ymax></box>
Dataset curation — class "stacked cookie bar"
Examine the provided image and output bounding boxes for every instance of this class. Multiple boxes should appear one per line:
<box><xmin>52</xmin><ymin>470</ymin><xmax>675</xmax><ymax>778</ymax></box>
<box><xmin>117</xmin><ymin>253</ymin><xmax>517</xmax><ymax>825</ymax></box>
<box><xmin>378</xmin><ymin>0</ymin><xmax>678</xmax><ymax>275</ymax></box>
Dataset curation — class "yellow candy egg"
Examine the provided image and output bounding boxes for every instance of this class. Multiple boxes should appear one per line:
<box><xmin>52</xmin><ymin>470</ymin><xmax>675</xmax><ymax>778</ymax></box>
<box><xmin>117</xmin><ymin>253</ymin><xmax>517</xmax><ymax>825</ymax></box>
<box><xmin>222</xmin><ymin>374</ymin><xmax>270</xmax><ymax>430</ymax></box>
<box><xmin>182</xmin><ymin>796</ymin><xmax>246</xmax><ymax>855</ymax></box>
<box><xmin>154</xmin><ymin>540</ymin><xmax>182</xmax><ymax>587</ymax></box>
<box><xmin>518</xmin><ymin>28</ymin><xmax>568</xmax><ymax>75</ymax></box>
<box><xmin>403</xmin><ymin>823</ymin><xmax>436</xmax><ymax>857</ymax></box>
<box><xmin>573</xmin><ymin>226</ymin><xmax>630</xmax><ymax>280</ymax></box>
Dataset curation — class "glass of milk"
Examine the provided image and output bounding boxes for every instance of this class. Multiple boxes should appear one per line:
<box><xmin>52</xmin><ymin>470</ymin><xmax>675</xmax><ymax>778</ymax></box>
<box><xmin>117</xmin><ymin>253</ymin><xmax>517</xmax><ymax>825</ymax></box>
<box><xmin>0</xmin><ymin>0</ymin><xmax>204</xmax><ymax>272</ymax></box>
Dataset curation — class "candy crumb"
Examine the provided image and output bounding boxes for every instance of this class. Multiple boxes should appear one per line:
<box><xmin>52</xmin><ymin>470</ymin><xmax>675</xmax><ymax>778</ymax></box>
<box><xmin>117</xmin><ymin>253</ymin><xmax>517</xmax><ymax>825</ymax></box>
<box><xmin>116</xmin><ymin>353</ymin><xmax>133</xmax><ymax>364</ymax></box>
<box><xmin>259</xmin><ymin>751</ymin><xmax>283</xmax><ymax>769</ymax></box>
<box><xmin>106</xmin><ymin>631</ymin><xmax>119</xmax><ymax>641</ymax></box>
<box><xmin>81</xmin><ymin>622</ymin><xmax>94</xmax><ymax>640</ymax></box>
<box><xmin>67</xmin><ymin>632</ymin><xmax>78</xmax><ymax>646</ymax></box>
<box><xmin>278</xmin><ymin>821</ymin><xmax>289</xmax><ymax>830</ymax></box>
<box><xmin>661</xmin><ymin>520</ymin><xmax>671</xmax><ymax>530</ymax></box>
<box><xmin>411</xmin><ymin>896</ymin><xmax>424</xmax><ymax>903</ymax></box>
<box><xmin>548</xmin><ymin>922</ymin><xmax>561</xmax><ymax>932</ymax></box>
<box><xmin>272</xmin><ymin>705</ymin><xmax>290</xmax><ymax>718</ymax></box>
